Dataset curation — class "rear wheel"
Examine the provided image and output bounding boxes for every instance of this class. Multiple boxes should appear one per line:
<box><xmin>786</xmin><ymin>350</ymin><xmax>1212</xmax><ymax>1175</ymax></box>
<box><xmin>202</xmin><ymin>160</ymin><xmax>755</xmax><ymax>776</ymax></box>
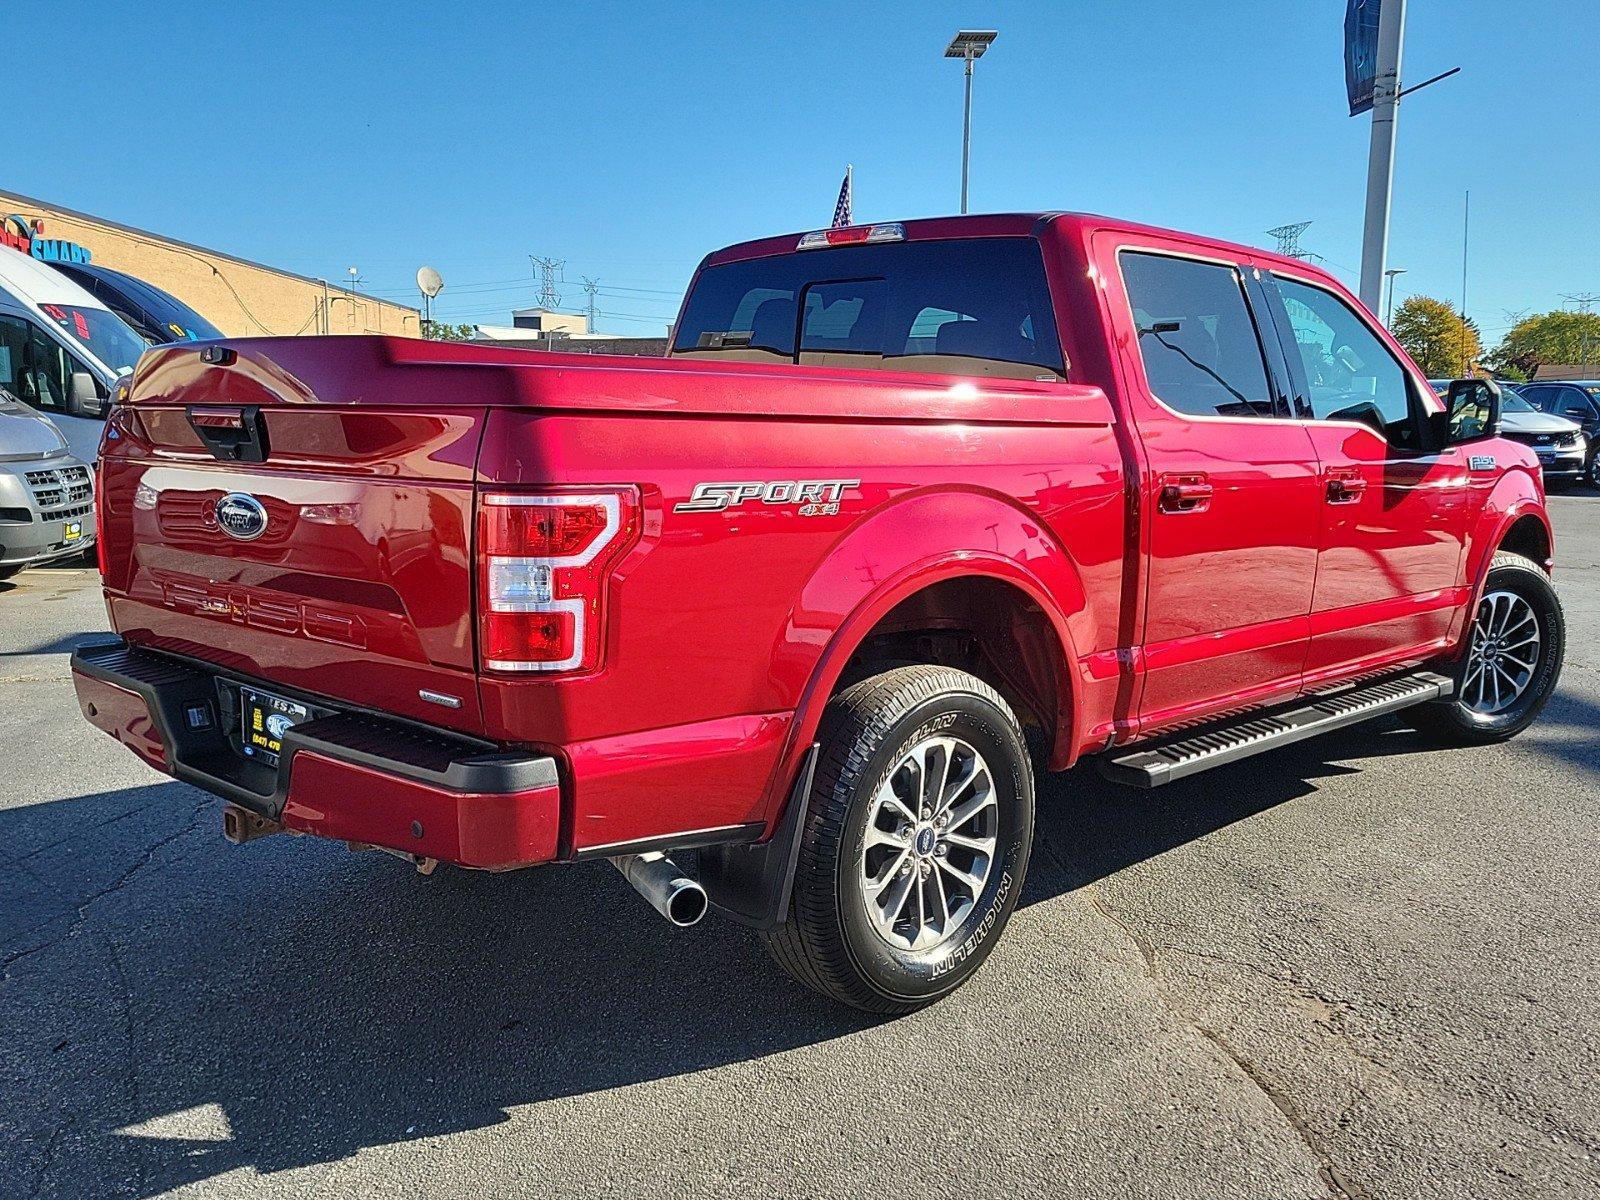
<box><xmin>762</xmin><ymin>665</ymin><xmax>1034</xmax><ymax>1013</ymax></box>
<box><xmin>0</xmin><ymin>565</ymin><xmax>22</xmax><ymax>583</ymax></box>
<box><xmin>1408</xmin><ymin>552</ymin><xmax>1563</xmax><ymax>744</ymax></box>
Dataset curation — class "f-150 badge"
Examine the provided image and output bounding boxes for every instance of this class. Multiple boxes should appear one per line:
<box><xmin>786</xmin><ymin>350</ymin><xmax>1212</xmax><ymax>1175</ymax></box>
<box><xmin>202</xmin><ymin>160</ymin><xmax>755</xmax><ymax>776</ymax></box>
<box><xmin>675</xmin><ymin>479</ymin><xmax>860</xmax><ymax>516</ymax></box>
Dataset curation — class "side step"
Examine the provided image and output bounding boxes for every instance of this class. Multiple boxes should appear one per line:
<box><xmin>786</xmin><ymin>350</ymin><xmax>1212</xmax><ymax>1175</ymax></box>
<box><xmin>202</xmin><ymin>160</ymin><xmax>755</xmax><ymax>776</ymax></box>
<box><xmin>1101</xmin><ymin>671</ymin><xmax>1455</xmax><ymax>788</ymax></box>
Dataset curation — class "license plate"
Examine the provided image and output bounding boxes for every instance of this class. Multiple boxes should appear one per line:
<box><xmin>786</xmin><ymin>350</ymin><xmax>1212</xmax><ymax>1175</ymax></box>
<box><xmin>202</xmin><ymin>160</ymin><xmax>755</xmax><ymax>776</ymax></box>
<box><xmin>240</xmin><ymin>686</ymin><xmax>310</xmax><ymax>767</ymax></box>
<box><xmin>63</xmin><ymin>521</ymin><xmax>82</xmax><ymax>542</ymax></box>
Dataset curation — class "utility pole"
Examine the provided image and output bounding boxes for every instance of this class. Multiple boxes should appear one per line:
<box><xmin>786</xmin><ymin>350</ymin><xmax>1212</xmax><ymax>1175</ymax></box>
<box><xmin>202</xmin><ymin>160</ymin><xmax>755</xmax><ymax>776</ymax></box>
<box><xmin>582</xmin><ymin>277</ymin><xmax>599</xmax><ymax>331</ymax></box>
<box><xmin>1563</xmin><ymin>292</ymin><xmax>1600</xmax><ymax>366</ymax></box>
<box><xmin>530</xmin><ymin>255</ymin><xmax>565</xmax><ymax>311</ymax></box>
<box><xmin>1358</xmin><ymin>0</ymin><xmax>1406</xmax><ymax>313</ymax></box>
<box><xmin>1267</xmin><ymin>221</ymin><xmax>1313</xmax><ymax>259</ymax></box>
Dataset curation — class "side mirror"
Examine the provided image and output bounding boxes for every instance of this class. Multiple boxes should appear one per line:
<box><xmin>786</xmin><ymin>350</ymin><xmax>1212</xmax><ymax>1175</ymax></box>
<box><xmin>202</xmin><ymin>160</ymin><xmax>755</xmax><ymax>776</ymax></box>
<box><xmin>1432</xmin><ymin>378</ymin><xmax>1501</xmax><ymax>448</ymax></box>
<box><xmin>67</xmin><ymin>372</ymin><xmax>107</xmax><ymax>419</ymax></box>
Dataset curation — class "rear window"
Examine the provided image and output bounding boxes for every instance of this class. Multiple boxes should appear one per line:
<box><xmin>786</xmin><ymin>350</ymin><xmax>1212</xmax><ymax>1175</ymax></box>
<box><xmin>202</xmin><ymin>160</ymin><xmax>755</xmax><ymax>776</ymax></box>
<box><xmin>671</xmin><ymin>238</ymin><xmax>1066</xmax><ymax>381</ymax></box>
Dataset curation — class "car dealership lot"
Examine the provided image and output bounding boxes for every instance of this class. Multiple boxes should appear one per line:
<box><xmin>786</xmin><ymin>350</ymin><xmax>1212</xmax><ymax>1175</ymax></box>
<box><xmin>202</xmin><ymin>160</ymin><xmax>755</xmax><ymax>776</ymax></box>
<box><xmin>2</xmin><ymin>500</ymin><xmax>1596</xmax><ymax>1200</ymax></box>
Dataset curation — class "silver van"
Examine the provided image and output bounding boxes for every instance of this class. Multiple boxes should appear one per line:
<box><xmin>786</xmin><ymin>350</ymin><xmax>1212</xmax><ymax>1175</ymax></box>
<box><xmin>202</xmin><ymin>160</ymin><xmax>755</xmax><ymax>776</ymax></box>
<box><xmin>0</xmin><ymin>244</ymin><xmax>146</xmax><ymax>463</ymax></box>
<box><xmin>0</xmin><ymin>390</ymin><xmax>94</xmax><ymax>581</ymax></box>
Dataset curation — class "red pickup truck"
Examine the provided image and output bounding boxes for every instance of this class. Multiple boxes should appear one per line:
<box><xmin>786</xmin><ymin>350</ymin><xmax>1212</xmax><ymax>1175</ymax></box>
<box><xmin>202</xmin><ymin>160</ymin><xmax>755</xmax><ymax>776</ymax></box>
<box><xmin>73</xmin><ymin>213</ymin><xmax>1564</xmax><ymax>1013</ymax></box>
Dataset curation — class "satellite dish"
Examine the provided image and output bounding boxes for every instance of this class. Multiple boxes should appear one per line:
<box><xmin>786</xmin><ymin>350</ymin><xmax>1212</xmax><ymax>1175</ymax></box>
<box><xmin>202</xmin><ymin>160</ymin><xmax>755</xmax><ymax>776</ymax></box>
<box><xmin>416</xmin><ymin>266</ymin><xmax>444</xmax><ymax>298</ymax></box>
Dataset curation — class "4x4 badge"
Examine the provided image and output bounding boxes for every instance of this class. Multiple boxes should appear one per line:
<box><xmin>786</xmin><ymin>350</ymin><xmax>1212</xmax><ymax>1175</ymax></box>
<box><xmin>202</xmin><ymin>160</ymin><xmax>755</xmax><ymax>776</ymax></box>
<box><xmin>675</xmin><ymin>479</ymin><xmax>860</xmax><ymax>516</ymax></box>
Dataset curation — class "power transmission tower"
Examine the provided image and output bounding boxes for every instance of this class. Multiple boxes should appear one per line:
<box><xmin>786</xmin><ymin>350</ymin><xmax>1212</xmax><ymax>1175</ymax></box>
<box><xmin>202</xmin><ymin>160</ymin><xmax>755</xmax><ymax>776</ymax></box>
<box><xmin>1563</xmin><ymin>292</ymin><xmax>1600</xmax><ymax>366</ymax></box>
<box><xmin>582</xmin><ymin>277</ymin><xmax>599</xmax><ymax>330</ymax></box>
<box><xmin>529</xmin><ymin>255</ymin><xmax>565</xmax><ymax>310</ymax></box>
<box><xmin>1266</xmin><ymin>221</ymin><xmax>1313</xmax><ymax>258</ymax></box>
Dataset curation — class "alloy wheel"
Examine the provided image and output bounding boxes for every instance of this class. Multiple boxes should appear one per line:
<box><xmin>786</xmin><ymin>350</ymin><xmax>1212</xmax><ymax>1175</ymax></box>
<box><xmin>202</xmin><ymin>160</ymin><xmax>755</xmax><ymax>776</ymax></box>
<box><xmin>859</xmin><ymin>735</ymin><xmax>999</xmax><ymax>951</ymax></box>
<box><xmin>1462</xmin><ymin>590</ymin><xmax>1541</xmax><ymax>715</ymax></box>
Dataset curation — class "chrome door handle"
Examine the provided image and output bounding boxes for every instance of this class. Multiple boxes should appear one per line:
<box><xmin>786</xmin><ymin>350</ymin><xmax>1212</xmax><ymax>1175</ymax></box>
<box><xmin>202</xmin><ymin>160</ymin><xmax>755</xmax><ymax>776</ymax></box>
<box><xmin>1158</xmin><ymin>478</ymin><xmax>1213</xmax><ymax>514</ymax></box>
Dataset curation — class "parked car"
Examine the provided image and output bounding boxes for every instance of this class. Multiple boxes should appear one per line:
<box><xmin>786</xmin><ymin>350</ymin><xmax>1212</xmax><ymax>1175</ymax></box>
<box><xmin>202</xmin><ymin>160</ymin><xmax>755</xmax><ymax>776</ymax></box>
<box><xmin>0</xmin><ymin>387</ymin><xmax>94</xmax><ymax>581</ymax></box>
<box><xmin>72</xmin><ymin>213</ymin><xmax>1563</xmax><ymax>1013</ymax></box>
<box><xmin>49</xmin><ymin>260</ymin><xmax>224</xmax><ymax>347</ymax></box>
<box><xmin>1518</xmin><ymin>380</ymin><xmax>1600</xmax><ymax>489</ymax></box>
<box><xmin>0</xmin><ymin>245</ymin><xmax>147</xmax><ymax>462</ymax></box>
<box><xmin>1429</xmin><ymin>379</ymin><xmax>1585</xmax><ymax>489</ymax></box>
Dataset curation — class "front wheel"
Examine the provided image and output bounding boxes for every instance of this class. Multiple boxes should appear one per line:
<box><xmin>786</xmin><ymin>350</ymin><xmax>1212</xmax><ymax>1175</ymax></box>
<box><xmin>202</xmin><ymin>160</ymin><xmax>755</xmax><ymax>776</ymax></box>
<box><xmin>1408</xmin><ymin>551</ymin><xmax>1564</xmax><ymax>744</ymax></box>
<box><xmin>762</xmin><ymin>665</ymin><xmax>1034</xmax><ymax>1013</ymax></box>
<box><xmin>1588</xmin><ymin>453</ymin><xmax>1600</xmax><ymax>491</ymax></box>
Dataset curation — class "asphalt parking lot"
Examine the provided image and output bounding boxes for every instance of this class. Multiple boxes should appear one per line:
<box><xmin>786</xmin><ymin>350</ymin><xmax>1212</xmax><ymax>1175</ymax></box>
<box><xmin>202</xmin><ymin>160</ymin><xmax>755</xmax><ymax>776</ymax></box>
<box><xmin>1</xmin><ymin>498</ymin><xmax>1596</xmax><ymax>1200</ymax></box>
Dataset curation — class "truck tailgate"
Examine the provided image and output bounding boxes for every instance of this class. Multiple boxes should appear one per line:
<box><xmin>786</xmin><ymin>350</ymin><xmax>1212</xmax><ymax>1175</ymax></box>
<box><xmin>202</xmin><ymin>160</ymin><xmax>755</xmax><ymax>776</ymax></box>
<box><xmin>99</xmin><ymin>344</ymin><xmax>488</xmax><ymax>735</ymax></box>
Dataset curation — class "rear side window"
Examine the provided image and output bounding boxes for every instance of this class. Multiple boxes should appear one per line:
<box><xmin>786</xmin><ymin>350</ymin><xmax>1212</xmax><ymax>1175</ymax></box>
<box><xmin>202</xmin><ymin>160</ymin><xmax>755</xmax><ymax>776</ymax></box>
<box><xmin>1119</xmin><ymin>251</ymin><xmax>1276</xmax><ymax>419</ymax></box>
<box><xmin>672</xmin><ymin>238</ymin><xmax>1066</xmax><ymax>381</ymax></box>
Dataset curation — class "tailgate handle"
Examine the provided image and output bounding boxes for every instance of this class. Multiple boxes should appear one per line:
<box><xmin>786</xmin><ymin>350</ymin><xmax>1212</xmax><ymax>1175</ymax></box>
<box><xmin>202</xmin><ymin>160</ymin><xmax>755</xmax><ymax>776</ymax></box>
<box><xmin>187</xmin><ymin>405</ymin><xmax>270</xmax><ymax>463</ymax></box>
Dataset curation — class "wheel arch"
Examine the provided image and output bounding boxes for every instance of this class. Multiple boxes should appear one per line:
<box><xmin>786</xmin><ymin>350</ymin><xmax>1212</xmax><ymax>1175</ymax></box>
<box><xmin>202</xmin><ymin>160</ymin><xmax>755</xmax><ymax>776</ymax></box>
<box><xmin>1450</xmin><ymin>477</ymin><xmax>1553</xmax><ymax>655</ymax></box>
<box><xmin>757</xmin><ymin>488</ymin><xmax>1090</xmax><ymax>831</ymax></box>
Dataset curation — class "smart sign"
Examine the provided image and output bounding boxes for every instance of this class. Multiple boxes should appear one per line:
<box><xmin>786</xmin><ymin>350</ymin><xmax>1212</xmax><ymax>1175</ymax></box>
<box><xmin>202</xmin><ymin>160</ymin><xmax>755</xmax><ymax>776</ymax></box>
<box><xmin>0</xmin><ymin>215</ymin><xmax>92</xmax><ymax>264</ymax></box>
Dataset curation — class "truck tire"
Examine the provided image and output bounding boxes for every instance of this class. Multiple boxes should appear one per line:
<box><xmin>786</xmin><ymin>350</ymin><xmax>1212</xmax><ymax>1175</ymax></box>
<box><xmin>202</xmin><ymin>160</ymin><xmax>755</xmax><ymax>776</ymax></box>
<box><xmin>1407</xmin><ymin>551</ymin><xmax>1564</xmax><ymax>744</ymax></box>
<box><xmin>0</xmin><ymin>565</ymin><xmax>21</xmax><ymax>583</ymax></box>
<box><xmin>762</xmin><ymin>665</ymin><xmax>1034</xmax><ymax>1013</ymax></box>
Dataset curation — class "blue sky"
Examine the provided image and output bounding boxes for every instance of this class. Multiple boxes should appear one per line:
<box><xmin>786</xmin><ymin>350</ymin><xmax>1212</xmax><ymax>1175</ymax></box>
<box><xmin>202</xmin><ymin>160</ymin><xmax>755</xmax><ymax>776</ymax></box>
<box><xmin>13</xmin><ymin>1</ymin><xmax>1596</xmax><ymax>342</ymax></box>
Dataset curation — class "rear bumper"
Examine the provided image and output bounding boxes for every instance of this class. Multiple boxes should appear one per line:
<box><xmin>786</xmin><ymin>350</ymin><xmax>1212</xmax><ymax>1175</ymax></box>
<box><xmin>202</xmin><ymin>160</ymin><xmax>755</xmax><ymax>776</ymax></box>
<box><xmin>70</xmin><ymin>640</ymin><xmax>562</xmax><ymax>869</ymax></box>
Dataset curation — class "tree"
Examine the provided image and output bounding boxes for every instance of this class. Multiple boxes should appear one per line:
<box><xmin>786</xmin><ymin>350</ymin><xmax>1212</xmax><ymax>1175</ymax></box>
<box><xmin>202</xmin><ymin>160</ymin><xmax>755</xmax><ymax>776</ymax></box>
<box><xmin>1492</xmin><ymin>310</ymin><xmax>1600</xmax><ymax>379</ymax></box>
<box><xmin>1390</xmin><ymin>296</ymin><xmax>1482</xmax><ymax>378</ymax></box>
<box><xmin>421</xmin><ymin>320</ymin><xmax>477</xmax><ymax>342</ymax></box>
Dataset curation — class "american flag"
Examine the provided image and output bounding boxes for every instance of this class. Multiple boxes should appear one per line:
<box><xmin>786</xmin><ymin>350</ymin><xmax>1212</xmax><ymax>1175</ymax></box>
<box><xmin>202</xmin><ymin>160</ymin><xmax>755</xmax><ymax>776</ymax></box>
<box><xmin>831</xmin><ymin>165</ymin><xmax>853</xmax><ymax>228</ymax></box>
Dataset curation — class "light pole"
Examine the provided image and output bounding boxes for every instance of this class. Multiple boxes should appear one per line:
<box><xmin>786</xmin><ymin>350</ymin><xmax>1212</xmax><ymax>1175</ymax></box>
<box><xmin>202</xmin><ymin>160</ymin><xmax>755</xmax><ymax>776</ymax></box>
<box><xmin>1384</xmin><ymin>267</ymin><xmax>1406</xmax><ymax>326</ymax></box>
<box><xmin>1357</xmin><ymin>0</ymin><xmax>1406</xmax><ymax>312</ymax></box>
<box><xmin>945</xmin><ymin>30</ymin><xmax>996</xmax><ymax>215</ymax></box>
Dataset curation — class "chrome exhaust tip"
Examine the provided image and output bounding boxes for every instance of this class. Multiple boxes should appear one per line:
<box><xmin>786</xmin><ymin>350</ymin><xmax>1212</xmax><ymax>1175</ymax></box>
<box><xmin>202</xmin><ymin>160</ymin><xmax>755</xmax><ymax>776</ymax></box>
<box><xmin>608</xmin><ymin>851</ymin><xmax>708</xmax><ymax>927</ymax></box>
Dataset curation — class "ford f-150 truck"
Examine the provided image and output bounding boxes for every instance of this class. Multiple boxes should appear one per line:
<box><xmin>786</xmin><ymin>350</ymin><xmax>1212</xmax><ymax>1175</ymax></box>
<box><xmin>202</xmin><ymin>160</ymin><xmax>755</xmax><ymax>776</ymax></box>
<box><xmin>72</xmin><ymin>213</ymin><xmax>1564</xmax><ymax>1013</ymax></box>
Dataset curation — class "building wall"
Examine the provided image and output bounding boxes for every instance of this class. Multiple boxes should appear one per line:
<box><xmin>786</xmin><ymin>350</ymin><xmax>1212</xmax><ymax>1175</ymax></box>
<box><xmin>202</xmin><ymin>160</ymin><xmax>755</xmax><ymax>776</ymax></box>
<box><xmin>0</xmin><ymin>189</ymin><xmax>418</xmax><ymax>339</ymax></box>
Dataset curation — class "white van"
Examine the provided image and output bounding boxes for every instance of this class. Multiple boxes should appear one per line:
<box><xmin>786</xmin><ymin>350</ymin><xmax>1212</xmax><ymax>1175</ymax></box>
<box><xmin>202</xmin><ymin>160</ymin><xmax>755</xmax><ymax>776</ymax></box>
<box><xmin>0</xmin><ymin>244</ymin><xmax>147</xmax><ymax>462</ymax></box>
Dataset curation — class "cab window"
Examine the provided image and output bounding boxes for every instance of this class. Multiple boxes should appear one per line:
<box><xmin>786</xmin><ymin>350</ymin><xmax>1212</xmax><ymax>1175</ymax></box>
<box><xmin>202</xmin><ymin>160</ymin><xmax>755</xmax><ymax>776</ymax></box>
<box><xmin>1119</xmin><ymin>251</ymin><xmax>1277</xmax><ymax>419</ymax></box>
<box><xmin>672</xmin><ymin>238</ymin><xmax>1066</xmax><ymax>381</ymax></box>
<box><xmin>1272</xmin><ymin>275</ymin><xmax>1423</xmax><ymax>448</ymax></box>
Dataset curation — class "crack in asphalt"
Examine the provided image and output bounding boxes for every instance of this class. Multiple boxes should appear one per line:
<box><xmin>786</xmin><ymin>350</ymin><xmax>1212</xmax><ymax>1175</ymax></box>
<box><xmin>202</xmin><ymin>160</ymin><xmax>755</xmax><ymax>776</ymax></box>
<box><xmin>27</xmin><ymin>1115</ymin><xmax>74</xmax><ymax>1200</ymax></box>
<box><xmin>0</xmin><ymin>803</ymin><xmax>165</xmax><ymax>870</ymax></box>
<box><xmin>0</xmin><ymin>793</ymin><xmax>210</xmax><ymax>984</ymax></box>
<box><xmin>5</xmin><ymin>795</ymin><xmax>209</xmax><ymax>1196</ymax></box>
<box><xmin>105</xmin><ymin>937</ymin><xmax>146</xmax><ymax>1198</ymax></box>
<box><xmin>1033</xmin><ymin>829</ymin><xmax>1370</xmax><ymax>1200</ymax></box>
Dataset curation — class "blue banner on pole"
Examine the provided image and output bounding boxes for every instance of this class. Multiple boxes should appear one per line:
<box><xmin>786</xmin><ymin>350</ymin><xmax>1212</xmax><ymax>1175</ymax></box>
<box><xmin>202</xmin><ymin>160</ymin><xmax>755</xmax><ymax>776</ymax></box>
<box><xmin>1345</xmin><ymin>0</ymin><xmax>1381</xmax><ymax>116</ymax></box>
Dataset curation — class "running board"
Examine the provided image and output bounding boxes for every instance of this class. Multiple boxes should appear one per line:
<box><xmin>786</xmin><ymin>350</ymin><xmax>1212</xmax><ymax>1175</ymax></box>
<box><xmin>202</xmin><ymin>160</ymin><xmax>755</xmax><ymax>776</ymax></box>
<box><xmin>1101</xmin><ymin>671</ymin><xmax>1455</xmax><ymax>788</ymax></box>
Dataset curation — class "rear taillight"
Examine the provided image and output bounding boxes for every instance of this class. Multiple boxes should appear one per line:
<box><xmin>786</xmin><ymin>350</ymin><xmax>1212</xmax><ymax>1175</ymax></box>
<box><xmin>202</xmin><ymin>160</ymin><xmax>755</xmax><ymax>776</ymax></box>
<box><xmin>93</xmin><ymin>461</ymin><xmax>107</xmax><ymax>578</ymax></box>
<box><xmin>478</xmin><ymin>488</ymin><xmax>640</xmax><ymax>673</ymax></box>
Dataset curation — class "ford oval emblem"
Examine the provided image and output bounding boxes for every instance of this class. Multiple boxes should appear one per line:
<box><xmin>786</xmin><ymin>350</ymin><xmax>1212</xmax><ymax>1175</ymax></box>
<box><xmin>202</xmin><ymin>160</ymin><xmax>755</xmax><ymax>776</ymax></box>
<box><xmin>215</xmin><ymin>492</ymin><xmax>269</xmax><ymax>541</ymax></box>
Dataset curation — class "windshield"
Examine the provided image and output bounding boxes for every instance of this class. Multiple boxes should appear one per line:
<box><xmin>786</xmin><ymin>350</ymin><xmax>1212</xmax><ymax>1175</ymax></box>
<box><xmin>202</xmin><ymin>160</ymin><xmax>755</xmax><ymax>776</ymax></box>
<box><xmin>1502</xmin><ymin>392</ymin><xmax>1534</xmax><ymax>413</ymax></box>
<box><xmin>38</xmin><ymin>303</ymin><xmax>144</xmax><ymax>375</ymax></box>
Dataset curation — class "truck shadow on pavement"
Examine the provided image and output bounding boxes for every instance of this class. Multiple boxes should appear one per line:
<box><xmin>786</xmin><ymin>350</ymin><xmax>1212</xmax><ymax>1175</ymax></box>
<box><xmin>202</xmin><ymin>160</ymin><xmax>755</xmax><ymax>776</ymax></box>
<box><xmin>4</xmin><ymin>689</ymin><xmax>1597</xmax><ymax>1197</ymax></box>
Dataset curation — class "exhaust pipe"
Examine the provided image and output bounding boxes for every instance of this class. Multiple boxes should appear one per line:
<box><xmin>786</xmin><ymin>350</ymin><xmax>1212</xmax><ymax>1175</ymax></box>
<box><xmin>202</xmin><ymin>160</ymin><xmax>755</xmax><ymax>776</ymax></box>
<box><xmin>609</xmin><ymin>852</ymin><xmax>709</xmax><ymax>927</ymax></box>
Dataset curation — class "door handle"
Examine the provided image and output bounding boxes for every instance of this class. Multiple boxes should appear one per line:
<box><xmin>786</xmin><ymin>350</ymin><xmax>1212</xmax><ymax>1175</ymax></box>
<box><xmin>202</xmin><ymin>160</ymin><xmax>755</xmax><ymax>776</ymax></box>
<box><xmin>1324</xmin><ymin>473</ymin><xmax>1367</xmax><ymax>504</ymax></box>
<box><xmin>1158</xmin><ymin>476</ymin><xmax>1212</xmax><ymax>514</ymax></box>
